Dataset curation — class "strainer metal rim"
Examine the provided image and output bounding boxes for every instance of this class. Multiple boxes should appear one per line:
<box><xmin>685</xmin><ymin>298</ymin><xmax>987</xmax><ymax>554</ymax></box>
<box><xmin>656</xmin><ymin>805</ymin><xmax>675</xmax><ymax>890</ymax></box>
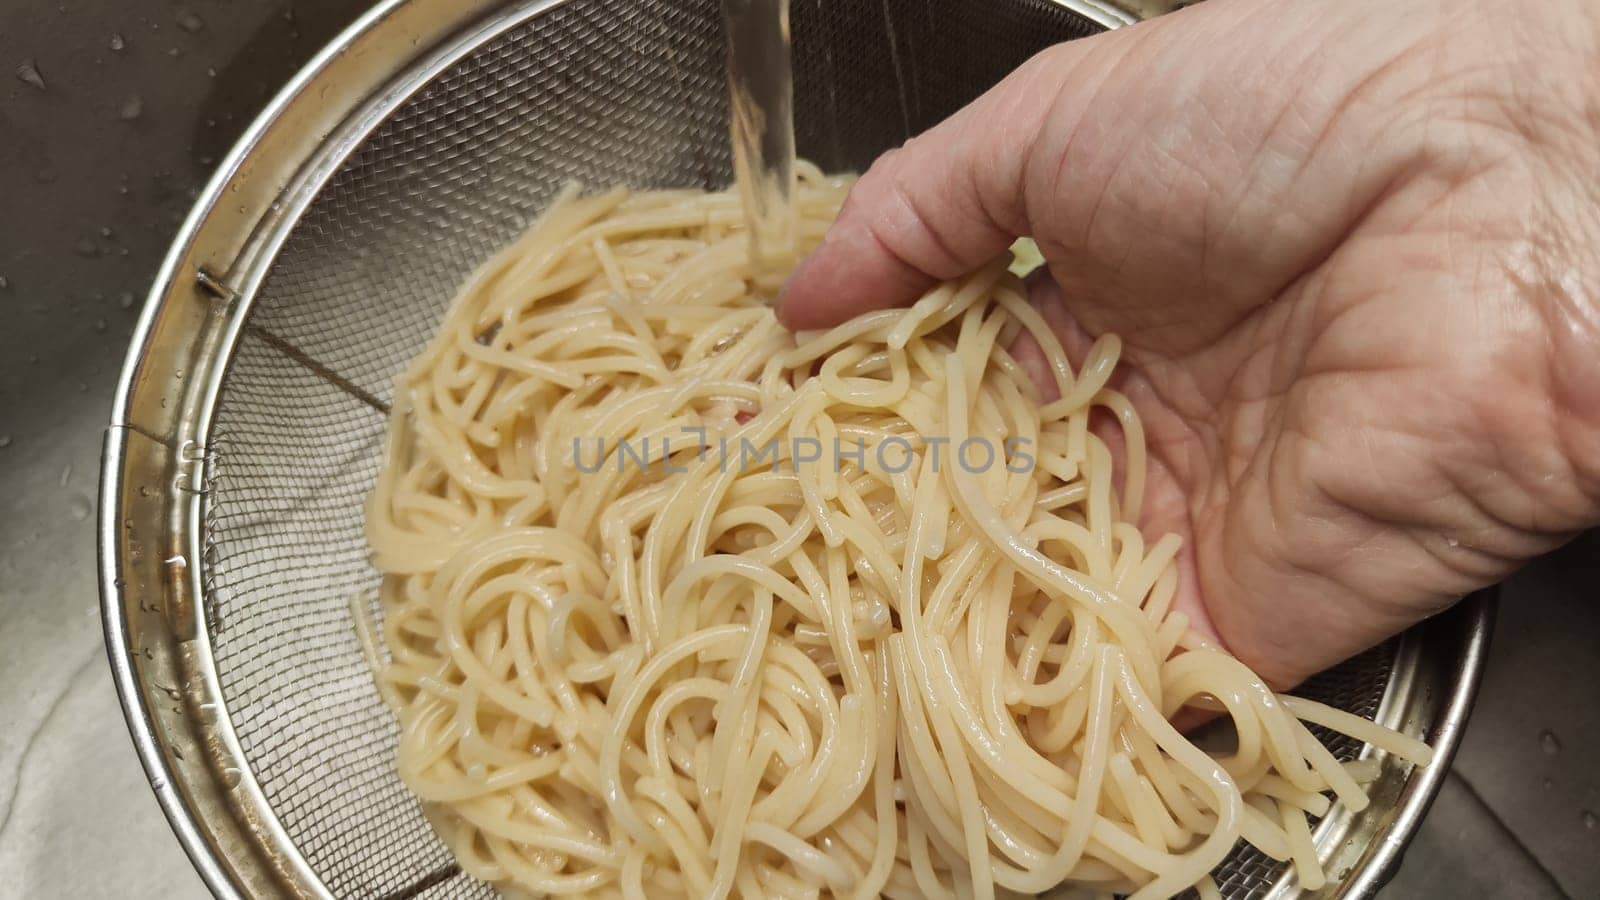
<box><xmin>103</xmin><ymin>4</ymin><xmax>607</xmax><ymax>894</ymax></box>
<box><xmin>98</xmin><ymin>0</ymin><xmax>1489</xmax><ymax>897</ymax></box>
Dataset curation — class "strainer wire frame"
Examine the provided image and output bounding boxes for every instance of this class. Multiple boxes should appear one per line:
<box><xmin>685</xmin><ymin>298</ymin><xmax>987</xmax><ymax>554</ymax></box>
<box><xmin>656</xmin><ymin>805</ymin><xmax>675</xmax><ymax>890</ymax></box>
<box><xmin>97</xmin><ymin>0</ymin><xmax>1491</xmax><ymax>898</ymax></box>
<box><xmin>101</xmin><ymin>4</ymin><xmax>601</xmax><ymax>895</ymax></box>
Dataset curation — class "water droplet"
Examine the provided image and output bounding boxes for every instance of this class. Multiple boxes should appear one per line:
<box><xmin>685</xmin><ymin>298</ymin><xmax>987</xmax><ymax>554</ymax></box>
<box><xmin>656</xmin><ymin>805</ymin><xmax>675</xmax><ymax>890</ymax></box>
<box><xmin>166</xmin><ymin>47</ymin><xmax>181</xmax><ymax>57</ymax></box>
<box><xmin>15</xmin><ymin>59</ymin><xmax>45</xmax><ymax>90</ymax></box>
<box><xmin>221</xmin><ymin>767</ymin><xmax>242</xmax><ymax>789</ymax></box>
<box><xmin>176</xmin><ymin>10</ymin><xmax>204</xmax><ymax>32</ymax></box>
<box><xmin>1584</xmin><ymin>810</ymin><xmax>1597</xmax><ymax>830</ymax></box>
<box><xmin>119</xmin><ymin>94</ymin><xmax>143</xmax><ymax>120</ymax></box>
<box><xmin>59</xmin><ymin>464</ymin><xmax>73</xmax><ymax>487</ymax></box>
<box><xmin>99</xmin><ymin>226</ymin><xmax>113</xmax><ymax>238</ymax></box>
<box><xmin>1540</xmin><ymin>730</ymin><xmax>1562</xmax><ymax>756</ymax></box>
<box><xmin>69</xmin><ymin>495</ymin><xmax>92</xmax><ymax>522</ymax></box>
<box><xmin>205</xmin><ymin>66</ymin><xmax>216</xmax><ymax>78</ymax></box>
<box><xmin>0</xmin><ymin>435</ymin><xmax>11</xmax><ymax>449</ymax></box>
<box><xmin>0</xmin><ymin>275</ymin><xmax>8</xmax><ymax>289</ymax></box>
<box><xmin>117</xmin><ymin>184</ymin><xmax>130</xmax><ymax>196</ymax></box>
<box><xmin>118</xmin><ymin>291</ymin><xmax>135</xmax><ymax>309</ymax></box>
<box><xmin>94</xmin><ymin>317</ymin><xmax>108</xmax><ymax>333</ymax></box>
<box><xmin>110</xmin><ymin>33</ymin><xmax>126</xmax><ymax>51</ymax></box>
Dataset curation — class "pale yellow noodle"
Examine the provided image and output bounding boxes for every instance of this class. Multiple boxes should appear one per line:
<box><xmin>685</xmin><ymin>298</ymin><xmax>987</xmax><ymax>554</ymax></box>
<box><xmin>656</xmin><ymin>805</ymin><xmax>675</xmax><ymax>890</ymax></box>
<box><xmin>362</xmin><ymin>174</ymin><xmax>1432</xmax><ymax>898</ymax></box>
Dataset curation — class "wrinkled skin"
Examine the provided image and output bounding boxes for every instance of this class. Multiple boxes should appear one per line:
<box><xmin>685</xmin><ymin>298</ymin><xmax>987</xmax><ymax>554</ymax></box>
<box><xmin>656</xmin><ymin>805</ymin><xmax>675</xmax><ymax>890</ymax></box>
<box><xmin>778</xmin><ymin>0</ymin><xmax>1600</xmax><ymax>689</ymax></box>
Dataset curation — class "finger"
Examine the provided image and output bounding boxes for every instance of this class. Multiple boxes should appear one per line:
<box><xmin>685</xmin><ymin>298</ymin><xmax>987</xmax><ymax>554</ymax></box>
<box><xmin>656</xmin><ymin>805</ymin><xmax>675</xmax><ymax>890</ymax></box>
<box><xmin>775</xmin><ymin>41</ymin><xmax>1079</xmax><ymax>330</ymax></box>
<box><xmin>781</xmin><ymin>0</ymin><xmax>1439</xmax><ymax>346</ymax></box>
<box><xmin>1169</xmin><ymin>705</ymin><xmax>1221</xmax><ymax>735</ymax></box>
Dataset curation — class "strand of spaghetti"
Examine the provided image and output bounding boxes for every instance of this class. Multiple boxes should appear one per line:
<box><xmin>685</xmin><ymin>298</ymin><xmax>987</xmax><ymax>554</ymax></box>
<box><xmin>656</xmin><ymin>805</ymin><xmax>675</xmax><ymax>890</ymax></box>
<box><xmin>1111</xmin><ymin>649</ymin><xmax>1244</xmax><ymax>900</ymax></box>
<box><xmin>598</xmin><ymin>624</ymin><xmax>749</xmax><ymax>847</ymax></box>
<box><xmin>940</xmin><ymin>352</ymin><xmax>1162</xmax><ymax>699</ymax></box>
<box><xmin>1281</xmin><ymin>695</ymin><xmax>1435</xmax><ymax>766</ymax></box>
<box><xmin>363</xmin><ymin>181</ymin><xmax>1434</xmax><ymax>899</ymax></box>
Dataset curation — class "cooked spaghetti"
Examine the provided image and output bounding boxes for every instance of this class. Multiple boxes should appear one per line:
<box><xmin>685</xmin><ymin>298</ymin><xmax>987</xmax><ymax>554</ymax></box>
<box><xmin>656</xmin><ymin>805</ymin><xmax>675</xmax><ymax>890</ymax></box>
<box><xmin>361</xmin><ymin>163</ymin><xmax>1431</xmax><ymax>899</ymax></box>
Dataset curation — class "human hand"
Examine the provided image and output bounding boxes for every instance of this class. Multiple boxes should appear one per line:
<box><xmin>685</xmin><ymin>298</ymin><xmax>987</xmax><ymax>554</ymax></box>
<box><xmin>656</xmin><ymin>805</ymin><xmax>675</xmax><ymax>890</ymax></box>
<box><xmin>778</xmin><ymin>0</ymin><xmax>1600</xmax><ymax>689</ymax></box>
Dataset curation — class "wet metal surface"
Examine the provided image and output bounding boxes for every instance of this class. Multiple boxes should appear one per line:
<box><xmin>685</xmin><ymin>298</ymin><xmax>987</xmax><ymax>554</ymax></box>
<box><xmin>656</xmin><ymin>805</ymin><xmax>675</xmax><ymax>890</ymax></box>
<box><xmin>0</xmin><ymin>2</ymin><xmax>1595</xmax><ymax>898</ymax></box>
<box><xmin>1412</xmin><ymin>538</ymin><xmax>1600</xmax><ymax>899</ymax></box>
<box><xmin>0</xmin><ymin>3</ymin><xmax>378</xmax><ymax>897</ymax></box>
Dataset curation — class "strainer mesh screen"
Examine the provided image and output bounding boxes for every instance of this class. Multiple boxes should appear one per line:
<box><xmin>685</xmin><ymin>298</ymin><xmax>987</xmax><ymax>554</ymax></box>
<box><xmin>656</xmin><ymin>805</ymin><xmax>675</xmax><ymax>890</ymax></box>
<box><xmin>200</xmin><ymin>2</ymin><xmax>1391</xmax><ymax>897</ymax></box>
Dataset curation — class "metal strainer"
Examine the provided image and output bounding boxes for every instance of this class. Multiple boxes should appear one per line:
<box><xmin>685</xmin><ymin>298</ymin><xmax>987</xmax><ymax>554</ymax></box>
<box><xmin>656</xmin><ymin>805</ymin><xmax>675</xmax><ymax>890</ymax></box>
<box><xmin>99</xmin><ymin>1</ymin><xmax>1491</xmax><ymax>898</ymax></box>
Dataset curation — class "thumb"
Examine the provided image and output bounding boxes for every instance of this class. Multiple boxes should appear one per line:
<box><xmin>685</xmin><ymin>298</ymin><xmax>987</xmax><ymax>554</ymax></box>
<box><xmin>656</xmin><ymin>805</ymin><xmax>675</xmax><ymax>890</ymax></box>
<box><xmin>778</xmin><ymin>0</ymin><xmax>1433</xmax><ymax>336</ymax></box>
<box><xmin>774</xmin><ymin>40</ymin><xmax>1079</xmax><ymax>330</ymax></box>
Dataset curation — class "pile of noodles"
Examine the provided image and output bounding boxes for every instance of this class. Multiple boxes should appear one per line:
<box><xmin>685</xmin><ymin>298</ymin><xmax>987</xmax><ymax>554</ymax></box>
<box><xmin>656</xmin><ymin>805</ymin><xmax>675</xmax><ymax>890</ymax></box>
<box><xmin>360</xmin><ymin>164</ymin><xmax>1431</xmax><ymax>900</ymax></box>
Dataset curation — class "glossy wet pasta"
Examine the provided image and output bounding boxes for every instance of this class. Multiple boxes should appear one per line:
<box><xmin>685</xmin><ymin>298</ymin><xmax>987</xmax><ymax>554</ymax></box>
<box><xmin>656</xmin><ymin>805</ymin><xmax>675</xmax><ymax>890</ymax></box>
<box><xmin>361</xmin><ymin>166</ymin><xmax>1432</xmax><ymax>899</ymax></box>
